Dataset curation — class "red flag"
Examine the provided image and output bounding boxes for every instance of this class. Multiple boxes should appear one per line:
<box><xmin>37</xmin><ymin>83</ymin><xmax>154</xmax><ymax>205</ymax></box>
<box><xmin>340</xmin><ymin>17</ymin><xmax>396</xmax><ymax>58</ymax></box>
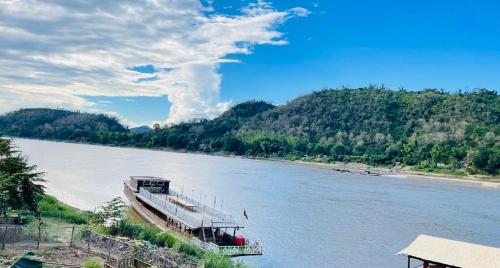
<box><xmin>243</xmin><ymin>209</ymin><xmax>248</xmax><ymax>220</ymax></box>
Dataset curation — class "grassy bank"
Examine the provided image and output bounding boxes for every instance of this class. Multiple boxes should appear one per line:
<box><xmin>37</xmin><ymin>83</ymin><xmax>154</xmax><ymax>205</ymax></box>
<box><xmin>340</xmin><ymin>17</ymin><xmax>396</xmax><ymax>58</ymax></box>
<box><xmin>39</xmin><ymin>195</ymin><xmax>91</xmax><ymax>224</ymax></box>
<box><xmin>95</xmin><ymin>218</ymin><xmax>247</xmax><ymax>267</ymax></box>
<box><xmin>35</xmin><ymin>195</ymin><xmax>247</xmax><ymax>268</ymax></box>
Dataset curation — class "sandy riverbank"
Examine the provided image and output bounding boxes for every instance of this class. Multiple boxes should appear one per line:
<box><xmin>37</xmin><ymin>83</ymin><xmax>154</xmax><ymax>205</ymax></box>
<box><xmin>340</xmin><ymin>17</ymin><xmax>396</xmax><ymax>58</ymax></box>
<box><xmin>282</xmin><ymin>159</ymin><xmax>500</xmax><ymax>189</ymax></box>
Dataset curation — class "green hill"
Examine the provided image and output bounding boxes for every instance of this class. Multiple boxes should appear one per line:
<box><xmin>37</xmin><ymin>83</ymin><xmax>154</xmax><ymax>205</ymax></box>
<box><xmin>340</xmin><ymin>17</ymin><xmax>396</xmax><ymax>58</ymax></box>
<box><xmin>235</xmin><ymin>88</ymin><xmax>499</xmax><ymax>174</ymax></box>
<box><xmin>0</xmin><ymin>108</ymin><xmax>127</xmax><ymax>141</ymax></box>
<box><xmin>0</xmin><ymin>88</ymin><xmax>498</xmax><ymax>175</ymax></box>
<box><xmin>137</xmin><ymin>88</ymin><xmax>499</xmax><ymax>175</ymax></box>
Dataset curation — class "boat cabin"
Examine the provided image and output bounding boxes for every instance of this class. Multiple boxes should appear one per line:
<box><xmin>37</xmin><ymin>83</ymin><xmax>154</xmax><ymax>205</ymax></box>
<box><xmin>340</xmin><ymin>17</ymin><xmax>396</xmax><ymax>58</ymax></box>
<box><xmin>129</xmin><ymin>176</ymin><xmax>170</xmax><ymax>194</ymax></box>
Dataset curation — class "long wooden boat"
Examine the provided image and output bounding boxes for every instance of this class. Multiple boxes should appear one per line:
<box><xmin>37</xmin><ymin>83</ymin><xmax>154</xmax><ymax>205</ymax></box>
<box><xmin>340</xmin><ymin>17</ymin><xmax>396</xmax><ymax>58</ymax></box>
<box><xmin>124</xmin><ymin>176</ymin><xmax>262</xmax><ymax>257</ymax></box>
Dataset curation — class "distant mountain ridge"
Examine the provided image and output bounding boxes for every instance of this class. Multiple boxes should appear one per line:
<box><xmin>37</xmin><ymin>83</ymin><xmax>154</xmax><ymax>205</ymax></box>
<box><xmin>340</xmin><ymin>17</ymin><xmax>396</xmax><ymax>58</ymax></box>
<box><xmin>0</xmin><ymin>88</ymin><xmax>498</xmax><ymax>175</ymax></box>
<box><xmin>130</xmin><ymin>125</ymin><xmax>152</xmax><ymax>133</ymax></box>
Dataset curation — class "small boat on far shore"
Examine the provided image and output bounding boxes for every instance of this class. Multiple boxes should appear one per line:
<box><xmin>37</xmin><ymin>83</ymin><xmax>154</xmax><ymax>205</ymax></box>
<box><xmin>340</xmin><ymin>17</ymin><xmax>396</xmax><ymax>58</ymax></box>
<box><xmin>333</xmin><ymin>168</ymin><xmax>381</xmax><ymax>176</ymax></box>
<box><xmin>361</xmin><ymin>170</ymin><xmax>381</xmax><ymax>176</ymax></box>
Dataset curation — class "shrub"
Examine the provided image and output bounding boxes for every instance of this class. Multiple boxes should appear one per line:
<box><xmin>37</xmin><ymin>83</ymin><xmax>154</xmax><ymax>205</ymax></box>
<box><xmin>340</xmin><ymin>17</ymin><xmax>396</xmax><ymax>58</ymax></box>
<box><xmin>155</xmin><ymin>231</ymin><xmax>177</xmax><ymax>248</ymax></box>
<box><xmin>178</xmin><ymin>241</ymin><xmax>203</xmax><ymax>258</ymax></box>
<box><xmin>109</xmin><ymin>219</ymin><xmax>142</xmax><ymax>237</ymax></box>
<box><xmin>138</xmin><ymin>224</ymin><xmax>160</xmax><ymax>241</ymax></box>
<box><xmin>19</xmin><ymin>213</ymin><xmax>36</xmax><ymax>224</ymax></box>
<box><xmin>102</xmin><ymin>219</ymin><xmax>162</xmax><ymax>247</ymax></box>
<box><xmin>82</xmin><ymin>257</ymin><xmax>103</xmax><ymax>268</ymax></box>
<box><xmin>202</xmin><ymin>253</ymin><xmax>248</xmax><ymax>268</ymax></box>
<box><xmin>77</xmin><ymin>225</ymin><xmax>91</xmax><ymax>240</ymax></box>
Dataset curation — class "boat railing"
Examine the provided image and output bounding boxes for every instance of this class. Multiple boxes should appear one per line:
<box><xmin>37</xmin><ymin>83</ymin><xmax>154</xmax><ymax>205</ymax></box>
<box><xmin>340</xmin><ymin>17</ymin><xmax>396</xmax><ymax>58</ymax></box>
<box><xmin>192</xmin><ymin>237</ymin><xmax>263</xmax><ymax>256</ymax></box>
<box><xmin>169</xmin><ymin>188</ymin><xmax>233</xmax><ymax>222</ymax></box>
<box><xmin>192</xmin><ymin>237</ymin><xmax>219</xmax><ymax>251</ymax></box>
<box><xmin>138</xmin><ymin>188</ymin><xmax>202</xmax><ymax>227</ymax></box>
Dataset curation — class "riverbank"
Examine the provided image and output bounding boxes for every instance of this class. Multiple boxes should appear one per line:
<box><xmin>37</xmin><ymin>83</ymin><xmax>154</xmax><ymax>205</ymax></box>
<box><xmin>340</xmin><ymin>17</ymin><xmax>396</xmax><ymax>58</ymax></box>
<box><xmin>2</xmin><ymin>195</ymin><xmax>247</xmax><ymax>268</ymax></box>
<box><xmin>282</xmin><ymin>159</ymin><xmax>500</xmax><ymax>189</ymax></box>
<box><xmin>12</xmin><ymin>137</ymin><xmax>500</xmax><ymax>189</ymax></box>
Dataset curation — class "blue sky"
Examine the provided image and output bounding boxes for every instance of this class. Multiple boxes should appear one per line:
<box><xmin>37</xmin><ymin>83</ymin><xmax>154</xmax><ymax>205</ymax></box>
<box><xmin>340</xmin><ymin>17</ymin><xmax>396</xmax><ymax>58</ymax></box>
<box><xmin>94</xmin><ymin>0</ymin><xmax>500</xmax><ymax>125</ymax></box>
<box><xmin>218</xmin><ymin>0</ymin><xmax>500</xmax><ymax>102</ymax></box>
<box><xmin>1</xmin><ymin>0</ymin><xmax>499</xmax><ymax>126</ymax></box>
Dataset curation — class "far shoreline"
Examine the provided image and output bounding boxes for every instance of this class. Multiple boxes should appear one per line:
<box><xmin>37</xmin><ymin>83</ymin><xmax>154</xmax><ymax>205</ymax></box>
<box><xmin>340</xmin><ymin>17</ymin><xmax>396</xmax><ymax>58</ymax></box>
<box><xmin>279</xmin><ymin>159</ymin><xmax>500</xmax><ymax>189</ymax></box>
<box><xmin>12</xmin><ymin>136</ymin><xmax>500</xmax><ymax>190</ymax></box>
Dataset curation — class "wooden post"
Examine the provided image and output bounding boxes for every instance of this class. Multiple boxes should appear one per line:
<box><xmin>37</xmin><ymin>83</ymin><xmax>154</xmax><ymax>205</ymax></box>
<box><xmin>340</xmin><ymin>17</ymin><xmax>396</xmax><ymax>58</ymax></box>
<box><xmin>87</xmin><ymin>230</ymin><xmax>91</xmax><ymax>253</ymax></box>
<box><xmin>15</xmin><ymin>225</ymin><xmax>20</xmax><ymax>243</ymax></box>
<box><xmin>69</xmin><ymin>225</ymin><xmax>75</xmax><ymax>247</ymax></box>
<box><xmin>107</xmin><ymin>241</ymin><xmax>111</xmax><ymax>260</ymax></box>
<box><xmin>1</xmin><ymin>216</ymin><xmax>8</xmax><ymax>250</ymax></box>
<box><xmin>36</xmin><ymin>213</ymin><xmax>42</xmax><ymax>249</ymax></box>
<box><xmin>57</xmin><ymin>210</ymin><xmax>61</xmax><ymax>237</ymax></box>
<box><xmin>210</xmin><ymin>221</ymin><xmax>216</xmax><ymax>243</ymax></box>
<box><xmin>201</xmin><ymin>220</ymin><xmax>206</xmax><ymax>242</ymax></box>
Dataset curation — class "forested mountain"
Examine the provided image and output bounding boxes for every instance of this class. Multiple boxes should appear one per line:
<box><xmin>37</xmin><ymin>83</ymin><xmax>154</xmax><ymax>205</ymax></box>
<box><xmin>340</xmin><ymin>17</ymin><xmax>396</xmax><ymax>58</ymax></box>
<box><xmin>0</xmin><ymin>108</ymin><xmax>127</xmax><ymax>140</ymax></box>
<box><xmin>0</xmin><ymin>88</ymin><xmax>498</xmax><ymax>175</ymax></box>
<box><xmin>130</xmin><ymin>125</ymin><xmax>152</xmax><ymax>134</ymax></box>
<box><xmin>236</xmin><ymin>88</ymin><xmax>499</xmax><ymax>174</ymax></box>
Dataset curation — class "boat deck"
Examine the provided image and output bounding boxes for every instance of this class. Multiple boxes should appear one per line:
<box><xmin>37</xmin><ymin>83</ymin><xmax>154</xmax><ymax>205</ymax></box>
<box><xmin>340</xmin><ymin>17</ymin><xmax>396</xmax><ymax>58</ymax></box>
<box><xmin>125</xmin><ymin>180</ymin><xmax>235</xmax><ymax>229</ymax></box>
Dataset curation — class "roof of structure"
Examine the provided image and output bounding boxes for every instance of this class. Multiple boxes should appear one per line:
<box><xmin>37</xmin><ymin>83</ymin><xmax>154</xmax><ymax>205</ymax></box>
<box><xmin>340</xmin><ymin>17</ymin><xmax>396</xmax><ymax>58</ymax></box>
<box><xmin>397</xmin><ymin>234</ymin><xmax>500</xmax><ymax>268</ymax></box>
<box><xmin>130</xmin><ymin>175</ymin><xmax>170</xmax><ymax>182</ymax></box>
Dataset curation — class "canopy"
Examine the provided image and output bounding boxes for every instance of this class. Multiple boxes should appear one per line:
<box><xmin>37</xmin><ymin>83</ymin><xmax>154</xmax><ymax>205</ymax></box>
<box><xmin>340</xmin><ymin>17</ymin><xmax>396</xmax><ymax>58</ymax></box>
<box><xmin>10</xmin><ymin>252</ymin><xmax>43</xmax><ymax>268</ymax></box>
<box><xmin>398</xmin><ymin>235</ymin><xmax>500</xmax><ymax>268</ymax></box>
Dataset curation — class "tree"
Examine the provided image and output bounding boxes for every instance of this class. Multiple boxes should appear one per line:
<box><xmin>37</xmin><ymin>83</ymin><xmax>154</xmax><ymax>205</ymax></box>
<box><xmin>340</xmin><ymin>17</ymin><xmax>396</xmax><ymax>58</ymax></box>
<box><xmin>328</xmin><ymin>143</ymin><xmax>346</xmax><ymax>161</ymax></box>
<box><xmin>92</xmin><ymin>197</ymin><xmax>127</xmax><ymax>227</ymax></box>
<box><xmin>0</xmin><ymin>136</ymin><xmax>46</xmax><ymax>249</ymax></box>
<box><xmin>470</xmin><ymin>145</ymin><xmax>500</xmax><ymax>175</ymax></box>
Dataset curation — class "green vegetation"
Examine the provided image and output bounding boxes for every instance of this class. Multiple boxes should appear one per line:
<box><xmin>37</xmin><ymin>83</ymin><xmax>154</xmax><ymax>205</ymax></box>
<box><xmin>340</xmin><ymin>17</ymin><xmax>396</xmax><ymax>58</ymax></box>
<box><xmin>1</xmin><ymin>87</ymin><xmax>498</xmax><ymax>175</ymax></box>
<box><xmin>0</xmin><ymin>108</ymin><xmax>127</xmax><ymax>141</ymax></box>
<box><xmin>178</xmin><ymin>241</ymin><xmax>203</xmax><ymax>258</ymax></box>
<box><xmin>82</xmin><ymin>257</ymin><xmax>104</xmax><ymax>268</ymax></box>
<box><xmin>39</xmin><ymin>195</ymin><xmax>90</xmax><ymax>224</ymax></box>
<box><xmin>90</xmin><ymin>198</ymin><xmax>245</xmax><ymax>266</ymax></box>
<box><xmin>0</xmin><ymin>136</ymin><xmax>88</xmax><ymax>226</ymax></box>
<box><xmin>156</xmin><ymin>231</ymin><xmax>177</xmax><ymax>248</ymax></box>
<box><xmin>90</xmin><ymin>197</ymin><xmax>127</xmax><ymax>226</ymax></box>
<box><xmin>202</xmin><ymin>253</ymin><xmax>248</xmax><ymax>268</ymax></box>
<box><xmin>0</xmin><ymin>135</ymin><xmax>46</xmax><ymax>249</ymax></box>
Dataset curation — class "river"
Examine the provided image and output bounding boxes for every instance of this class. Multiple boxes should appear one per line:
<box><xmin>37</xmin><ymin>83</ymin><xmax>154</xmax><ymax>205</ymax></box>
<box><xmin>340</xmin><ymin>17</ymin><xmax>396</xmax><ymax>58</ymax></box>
<box><xmin>14</xmin><ymin>138</ymin><xmax>500</xmax><ymax>267</ymax></box>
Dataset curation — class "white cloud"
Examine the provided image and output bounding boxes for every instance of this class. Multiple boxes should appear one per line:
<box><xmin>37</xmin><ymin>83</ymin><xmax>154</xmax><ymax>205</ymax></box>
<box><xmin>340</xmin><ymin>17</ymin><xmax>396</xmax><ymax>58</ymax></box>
<box><xmin>105</xmin><ymin>111</ymin><xmax>137</xmax><ymax>128</ymax></box>
<box><xmin>288</xmin><ymin>7</ymin><xmax>310</xmax><ymax>17</ymax></box>
<box><xmin>0</xmin><ymin>0</ymin><xmax>308</xmax><ymax>123</ymax></box>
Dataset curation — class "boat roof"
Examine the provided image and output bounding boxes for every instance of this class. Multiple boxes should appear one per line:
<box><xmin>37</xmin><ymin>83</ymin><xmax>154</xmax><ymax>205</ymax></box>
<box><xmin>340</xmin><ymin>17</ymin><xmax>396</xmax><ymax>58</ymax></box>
<box><xmin>130</xmin><ymin>176</ymin><xmax>170</xmax><ymax>182</ymax></box>
<box><xmin>397</xmin><ymin>234</ymin><xmax>500</xmax><ymax>268</ymax></box>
